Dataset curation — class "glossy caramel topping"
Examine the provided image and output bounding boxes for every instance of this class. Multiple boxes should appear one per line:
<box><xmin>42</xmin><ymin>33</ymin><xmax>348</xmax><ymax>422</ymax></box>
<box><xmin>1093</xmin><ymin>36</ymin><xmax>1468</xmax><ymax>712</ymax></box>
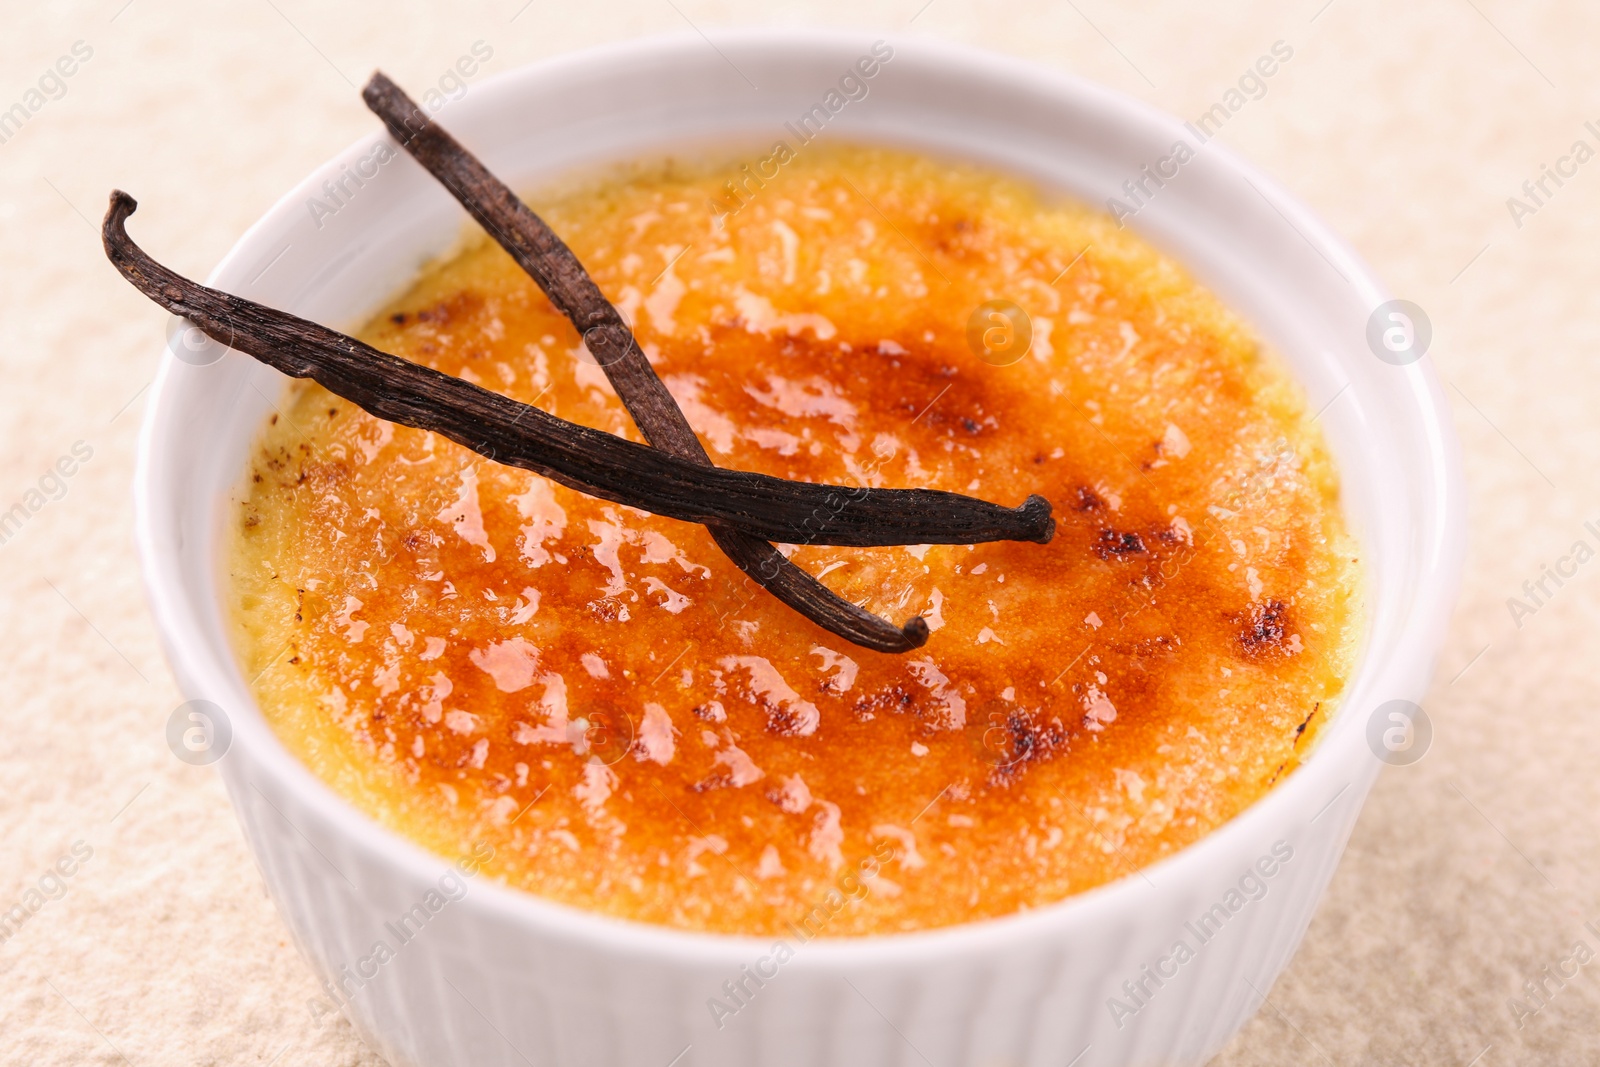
<box><xmin>225</xmin><ymin>145</ymin><xmax>1360</xmax><ymax>935</ymax></box>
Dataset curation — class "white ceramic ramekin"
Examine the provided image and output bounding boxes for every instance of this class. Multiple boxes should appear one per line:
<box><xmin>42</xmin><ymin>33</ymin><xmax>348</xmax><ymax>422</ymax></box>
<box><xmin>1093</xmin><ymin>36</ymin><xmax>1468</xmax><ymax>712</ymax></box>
<box><xmin>134</xmin><ymin>30</ymin><xmax>1464</xmax><ymax>1067</ymax></box>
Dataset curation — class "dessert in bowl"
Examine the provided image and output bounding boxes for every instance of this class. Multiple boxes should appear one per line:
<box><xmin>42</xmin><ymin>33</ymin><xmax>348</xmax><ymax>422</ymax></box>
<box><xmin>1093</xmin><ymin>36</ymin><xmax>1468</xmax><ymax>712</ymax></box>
<box><xmin>133</xmin><ymin>31</ymin><xmax>1462</xmax><ymax>1067</ymax></box>
<box><xmin>225</xmin><ymin>141</ymin><xmax>1360</xmax><ymax>937</ymax></box>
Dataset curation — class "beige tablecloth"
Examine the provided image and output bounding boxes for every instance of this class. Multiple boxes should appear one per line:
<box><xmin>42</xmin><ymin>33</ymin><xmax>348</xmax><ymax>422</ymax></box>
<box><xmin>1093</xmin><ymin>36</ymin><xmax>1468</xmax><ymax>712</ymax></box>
<box><xmin>2</xmin><ymin>1</ymin><xmax>1595</xmax><ymax>1063</ymax></box>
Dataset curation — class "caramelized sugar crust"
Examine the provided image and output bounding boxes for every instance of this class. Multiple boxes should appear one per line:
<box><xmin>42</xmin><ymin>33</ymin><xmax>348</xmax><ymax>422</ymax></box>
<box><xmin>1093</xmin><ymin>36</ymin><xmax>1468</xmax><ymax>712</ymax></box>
<box><xmin>226</xmin><ymin>146</ymin><xmax>1361</xmax><ymax>936</ymax></box>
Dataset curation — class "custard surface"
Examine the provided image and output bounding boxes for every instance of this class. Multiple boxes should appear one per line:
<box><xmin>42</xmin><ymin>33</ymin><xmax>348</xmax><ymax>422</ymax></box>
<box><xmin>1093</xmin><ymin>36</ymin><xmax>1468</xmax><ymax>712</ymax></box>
<box><xmin>226</xmin><ymin>145</ymin><xmax>1360</xmax><ymax>935</ymax></box>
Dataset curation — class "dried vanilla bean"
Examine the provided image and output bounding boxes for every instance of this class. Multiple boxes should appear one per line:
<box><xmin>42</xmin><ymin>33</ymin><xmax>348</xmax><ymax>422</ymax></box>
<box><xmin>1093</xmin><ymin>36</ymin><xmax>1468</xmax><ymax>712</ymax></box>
<box><xmin>103</xmin><ymin>191</ymin><xmax>1053</xmax><ymax>554</ymax></box>
<box><xmin>363</xmin><ymin>72</ymin><xmax>1059</xmax><ymax>650</ymax></box>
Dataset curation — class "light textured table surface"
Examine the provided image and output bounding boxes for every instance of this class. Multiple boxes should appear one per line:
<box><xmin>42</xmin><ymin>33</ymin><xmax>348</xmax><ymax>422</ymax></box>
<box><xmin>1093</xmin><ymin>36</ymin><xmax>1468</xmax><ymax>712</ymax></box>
<box><xmin>2</xmin><ymin>2</ymin><xmax>1596</xmax><ymax>1064</ymax></box>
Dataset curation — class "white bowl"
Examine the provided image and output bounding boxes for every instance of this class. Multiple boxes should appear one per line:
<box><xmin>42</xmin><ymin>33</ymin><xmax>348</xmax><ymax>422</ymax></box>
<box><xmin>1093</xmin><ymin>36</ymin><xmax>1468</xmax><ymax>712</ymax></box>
<box><xmin>135</xmin><ymin>29</ymin><xmax>1464</xmax><ymax>1067</ymax></box>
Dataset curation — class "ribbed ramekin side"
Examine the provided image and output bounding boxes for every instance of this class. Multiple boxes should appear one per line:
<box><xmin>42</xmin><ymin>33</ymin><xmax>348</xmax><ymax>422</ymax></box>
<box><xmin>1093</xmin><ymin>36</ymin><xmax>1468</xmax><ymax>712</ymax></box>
<box><xmin>223</xmin><ymin>711</ymin><xmax>1378</xmax><ymax>1067</ymax></box>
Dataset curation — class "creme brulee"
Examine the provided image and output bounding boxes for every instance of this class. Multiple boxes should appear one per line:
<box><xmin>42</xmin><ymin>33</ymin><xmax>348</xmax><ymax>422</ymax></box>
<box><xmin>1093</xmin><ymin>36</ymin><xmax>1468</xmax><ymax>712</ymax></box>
<box><xmin>224</xmin><ymin>145</ymin><xmax>1361</xmax><ymax>936</ymax></box>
